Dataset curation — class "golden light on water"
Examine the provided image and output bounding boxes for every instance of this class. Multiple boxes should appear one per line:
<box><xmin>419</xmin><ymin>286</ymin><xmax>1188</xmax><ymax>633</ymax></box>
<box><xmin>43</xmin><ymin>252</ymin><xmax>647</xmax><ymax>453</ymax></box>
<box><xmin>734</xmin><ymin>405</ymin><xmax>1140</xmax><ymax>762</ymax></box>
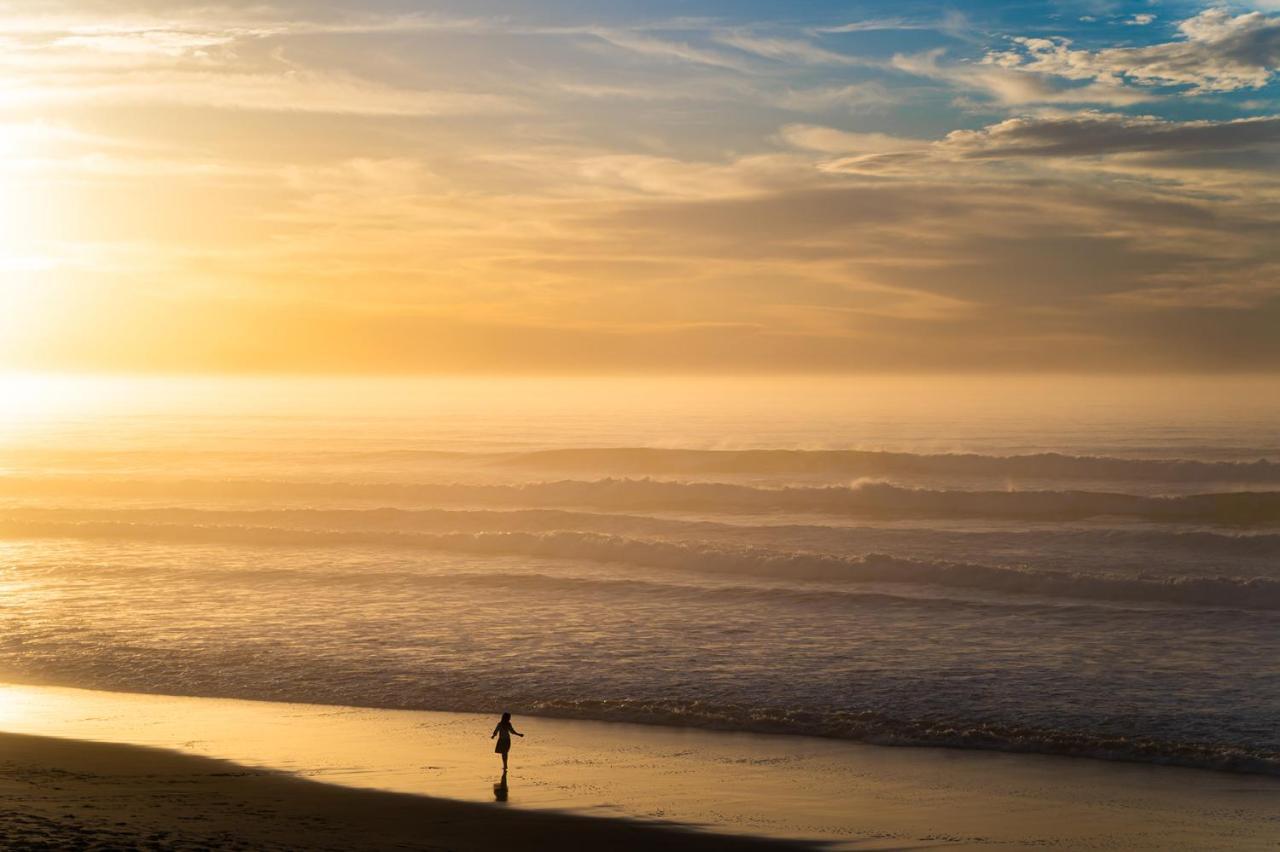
<box><xmin>0</xmin><ymin>686</ymin><xmax>27</xmax><ymax>731</ymax></box>
<box><xmin>0</xmin><ymin>374</ymin><xmax>72</xmax><ymax>426</ymax></box>
<box><xmin>0</xmin><ymin>373</ymin><xmax>124</xmax><ymax>440</ymax></box>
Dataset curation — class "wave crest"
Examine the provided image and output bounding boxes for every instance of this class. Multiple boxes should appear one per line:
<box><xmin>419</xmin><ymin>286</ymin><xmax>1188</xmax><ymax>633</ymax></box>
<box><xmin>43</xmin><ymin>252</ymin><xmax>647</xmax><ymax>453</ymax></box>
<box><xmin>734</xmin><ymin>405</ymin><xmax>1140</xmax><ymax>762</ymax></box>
<box><xmin>3</xmin><ymin>518</ymin><xmax>1277</xmax><ymax>610</ymax></box>
<box><xmin>497</xmin><ymin>448</ymin><xmax>1280</xmax><ymax>482</ymax></box>
<box><xmin>3</xmin><ymin>477</ymin><xmax>1278</xmax><ymax>523</ymax></box>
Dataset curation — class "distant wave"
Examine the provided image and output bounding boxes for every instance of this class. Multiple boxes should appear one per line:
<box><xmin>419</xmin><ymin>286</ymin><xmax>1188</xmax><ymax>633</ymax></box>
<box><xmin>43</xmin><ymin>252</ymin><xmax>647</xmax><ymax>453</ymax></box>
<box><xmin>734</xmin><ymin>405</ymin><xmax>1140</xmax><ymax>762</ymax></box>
<box><xmin>0</xmin><ymin>506</ymin><xmax>654</xmax><ymax>534</ymax></box>
<box><xmin>7</xmin><ymin>505</ymin><xmax>1280</xmax><ymax>556</ymax></box>
<box><xmin>12</xmin><ymin>565</ymin><xmax>1049</xmax><ymax>616</ymax></box>
<box><xmin>494</xmin><ymin>447</ymin><xmax>1280</xmax><ymax>482</ymax></box>
<box><xmin>4</xmin><ymin>519</ymin><xmax>1278</xmax><ymax>610</ymax></box>
<box><xmin>8</xmin><ymin>507</ymin><xmax>1280</xmax><ymax>584</ymax></box>
<box><xmin>13</xmin><ymin>446</ymin><xmax>1280</xmax><ymax>483</ymax></box>
<box><xmin>4</xmin><ymin>476</ymin><xmax>1279</xmax><ymax>523</ymax></box>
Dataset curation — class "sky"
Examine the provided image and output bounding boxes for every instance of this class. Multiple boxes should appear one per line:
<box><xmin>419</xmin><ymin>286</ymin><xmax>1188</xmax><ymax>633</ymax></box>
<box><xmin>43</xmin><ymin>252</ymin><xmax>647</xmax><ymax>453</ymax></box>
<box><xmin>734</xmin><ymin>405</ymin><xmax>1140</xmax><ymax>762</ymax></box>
<box><xmin>2</xmin><ymin>0</ymin><xmax>1279</xmax><ymax>373</ymax></box>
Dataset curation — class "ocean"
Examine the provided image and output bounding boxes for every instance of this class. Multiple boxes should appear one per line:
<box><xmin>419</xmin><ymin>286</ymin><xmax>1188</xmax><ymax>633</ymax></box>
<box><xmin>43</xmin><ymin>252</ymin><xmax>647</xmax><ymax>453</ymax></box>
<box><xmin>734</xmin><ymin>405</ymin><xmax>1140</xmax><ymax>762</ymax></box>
<box><xmin>1</xmin><ymin>374</ymin><xmax>1277</xmax><ymax>774</ymax></box>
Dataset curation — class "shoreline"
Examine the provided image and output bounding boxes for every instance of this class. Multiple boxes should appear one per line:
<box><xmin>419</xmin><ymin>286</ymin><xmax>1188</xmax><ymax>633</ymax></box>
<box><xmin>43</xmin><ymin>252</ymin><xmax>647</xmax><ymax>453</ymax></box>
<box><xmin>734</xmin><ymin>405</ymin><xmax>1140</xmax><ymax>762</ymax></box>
<box><xmin>5</xmin><ymin>671</ymin><xmax>1275</xmax><ymax>780</ymax></box>
<box><xmin>0</xmin><ymin>731</ymin><xmax>805</xmax><ymax>851</ymax></box>
<box><xmin>2</xmin><ymin>683</ymin><xmax>1279</xmax><ymax>849</ymax></box>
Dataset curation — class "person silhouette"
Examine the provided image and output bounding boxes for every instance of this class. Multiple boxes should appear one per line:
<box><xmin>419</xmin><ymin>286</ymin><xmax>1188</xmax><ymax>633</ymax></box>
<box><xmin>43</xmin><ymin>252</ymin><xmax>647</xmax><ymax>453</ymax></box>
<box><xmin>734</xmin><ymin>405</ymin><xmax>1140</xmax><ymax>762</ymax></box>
<box><xmin>491</xmin><ymin>712</ymin><xmax>524</xmax><ymax>772</ymax></box>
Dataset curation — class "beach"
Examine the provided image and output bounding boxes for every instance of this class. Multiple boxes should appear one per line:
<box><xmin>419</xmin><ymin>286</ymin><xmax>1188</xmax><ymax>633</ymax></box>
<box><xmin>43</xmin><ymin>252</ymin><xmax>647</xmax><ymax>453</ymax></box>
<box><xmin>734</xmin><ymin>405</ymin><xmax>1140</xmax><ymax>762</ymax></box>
<box><xmin>2</xmin><ymin>683</ymin><xmax>1278</xmax><ymax>850</ymax></box>
<box><xmin>2</xmin><ymin>376</ymin><xmax>1280</xmax><ymax>848</ymax></box>
<box><xmin>9</xmin><ymin>0</ymin><xmax>1280</xmax><ymax>842</ymax></box>
<box><xmin>0</xmin><ymin>732</ymin><xmax>806</xmax><ymax>851</ymax></box>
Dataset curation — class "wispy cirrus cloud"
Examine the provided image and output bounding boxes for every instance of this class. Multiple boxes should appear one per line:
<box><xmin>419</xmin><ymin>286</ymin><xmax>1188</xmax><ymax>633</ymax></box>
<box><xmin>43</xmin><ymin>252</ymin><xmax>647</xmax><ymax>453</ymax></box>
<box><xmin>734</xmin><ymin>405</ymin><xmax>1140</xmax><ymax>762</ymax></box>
<box><xmin>0</xmin><ymin>9</ymin><xmax>486</xmax><ymax>41</ymax></box>
<box><xmin>814</xmin><ymin>13</ymin><xmax>966</xmax><ymax>34</ymax></box>
<box><xmin>771</xmin><ymin>82</ymin><xmax>898</xmax><ymax>112</ymax></box>
<box><xmin>777</xmin><ymin>123</ymin><xmax>925</xmax><ymax>154</ymax></box>
<box><xmin>0</xmin><ymin>7</ymin><xmax>526</xmax><ymax>116</ymax></box>
<box><xmin>587</xmin><ymin>30</ymin><xmax>753</xmax><ymax>71</ymax></box>
<box><xmin>2</xmin><ymin>68</ymin><xmax>528</xmax><ymax>116</ymax></box>
<box><xmin>714</xmin><ymin>32</ymin><xmax>868</xmax><ymax>66</ymax></box>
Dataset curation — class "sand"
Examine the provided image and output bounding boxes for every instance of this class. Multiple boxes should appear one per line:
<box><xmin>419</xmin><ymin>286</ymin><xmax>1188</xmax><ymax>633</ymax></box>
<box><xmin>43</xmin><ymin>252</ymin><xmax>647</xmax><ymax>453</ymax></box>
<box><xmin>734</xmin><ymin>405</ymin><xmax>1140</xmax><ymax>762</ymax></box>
<box><xmin>2</xmin><ymin>683</ymin><xmax>1279</xmax><ymax>850</ymax></box>
<box><xmin>0</xmin><ymin>732</ymin><xmax>805</xmax><ymax>851</ymax></box>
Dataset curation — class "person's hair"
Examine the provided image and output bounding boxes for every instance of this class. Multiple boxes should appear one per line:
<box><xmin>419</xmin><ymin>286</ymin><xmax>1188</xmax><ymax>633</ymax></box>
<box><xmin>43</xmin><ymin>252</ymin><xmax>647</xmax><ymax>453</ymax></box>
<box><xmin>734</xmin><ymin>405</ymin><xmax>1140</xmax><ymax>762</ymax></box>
<box><xmin>501</xmin><ymin>712</ymin><xmax>511</xmax><ymax>722</ymax></box>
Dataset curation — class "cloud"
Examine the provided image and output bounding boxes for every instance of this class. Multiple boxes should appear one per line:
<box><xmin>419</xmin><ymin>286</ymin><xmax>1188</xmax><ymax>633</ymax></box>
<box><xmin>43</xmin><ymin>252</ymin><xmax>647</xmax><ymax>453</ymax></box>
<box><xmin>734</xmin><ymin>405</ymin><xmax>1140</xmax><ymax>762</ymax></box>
<box><xmin>0</xmin><ymin>7</ymin><xmax>529</xmax><ymax>116</ymax></box>
<box><xmin>989</xmin><ymin>9</ymin><xmax>1280</xmax><ymax>94</ymax></box>
<box><xmin>2</xmin><ymin>69</ymin><xmax>527</xmax><ymax>116</ymax></box>
<box><xmin>790</xmin><ymin>111</ymin><xmax>1280</xmax><ymax>197</ymax></box>
<box><xmin>893</xmin><ymin>48</ymin><xmax>1155</xmax><ymax>105</ymax></box>
<box><xmin>29</xmin><ymin>126</ymin><xmax>1280</xmax><ymax>371</ymax></box>
<box><xmin>942</xmin><ymin>112</ymin><xmax>1280</xmax><ymax>159</ymax></box>
<box><xmin>587</xmin><ymin>176</ymin><xmax>1278</xmax><ymax>332</ymax></box>
<box><xmin>761</xmin><ymin>111</ymin><xmax>1280</xmax><ymax>336</ymax></box>
<box><xmin>772</xmin><ymin>82</ymin><xmax>897</xmax><ymax>112</ymax></box>
<box><xmin>779</xmin><ymin>124</ymin><xmax>926</xmax><ymax>154</ymax></box>
<box><xmin>9</xmin><ymin>2</ymin><xmax>1280</xmax><ymax>372</ymax></box>
<box><xmin>473</xmin><ymin>148</ymin><xmax>820</xmax><ymax>201</ymax></box>
<box><xmin>714</xmin><ymin>32</ymin><xmax>866</xmax><ymax>66</ymax></box>
<box><xmin>51</xmin><ymin>30</ymin><xmax>236</xmax><ymax>56</ymax></box>
<box><xmin>589</xmin><ymin>30</ymin><xmax>752</xmax><ymax>71</ymax></box>
<box><xmin>0</xmin><ymin>119</ymin><xmax>138</xmax><ymax>155</ymax></box>
<box><xmin>0</xmin><ymin>9</ymin><xmax>484</xmax><ymax>41</ymax></box>
<box><xmin>814</xmin><ymin>18</ymin><xmax>926</xmax><ymax>34</ymax></box>
<box><xmin>815</xmin><ymin>15</ymin><xmax>956</xmax><ymax>34</ymax></box>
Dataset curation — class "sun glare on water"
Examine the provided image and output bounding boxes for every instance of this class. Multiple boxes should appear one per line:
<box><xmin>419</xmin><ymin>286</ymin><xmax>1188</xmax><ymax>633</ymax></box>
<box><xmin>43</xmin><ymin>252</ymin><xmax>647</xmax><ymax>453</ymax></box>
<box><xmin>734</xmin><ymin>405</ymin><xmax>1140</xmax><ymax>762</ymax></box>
<box><xmin>0</xmin><ymin>374</ymin><xmax>121</xmax><ymax>441</ymax></box>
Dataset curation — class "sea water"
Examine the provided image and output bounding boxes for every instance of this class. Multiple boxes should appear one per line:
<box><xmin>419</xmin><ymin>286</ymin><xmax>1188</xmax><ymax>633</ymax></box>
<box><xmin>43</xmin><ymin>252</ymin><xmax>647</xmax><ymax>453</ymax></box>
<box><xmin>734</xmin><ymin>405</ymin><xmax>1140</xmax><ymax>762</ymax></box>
<box><xmin>1</xmin><ymin>374</ymin><xmax>1277</xmax><ymax>774</ymax></box>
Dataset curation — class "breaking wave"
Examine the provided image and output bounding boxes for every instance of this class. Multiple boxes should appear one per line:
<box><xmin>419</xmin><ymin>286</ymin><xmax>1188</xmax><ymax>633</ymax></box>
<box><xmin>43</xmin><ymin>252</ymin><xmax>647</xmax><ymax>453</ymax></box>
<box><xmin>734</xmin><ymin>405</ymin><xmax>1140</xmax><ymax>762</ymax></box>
<box><xmin>4</xmin><ymin>476</ymin><xmax>1279</xmax><ymax>523</ymax></box>
<box><xmin>6</xmin><ymin>505</ymin><xmax>1280</xmax><ymax>556</ymax></box>
<box><xmin>14</xmin><ymin>446</ymin><xmax>1280</xmax><ymax>483</ymax></box>
<box><xmin>4</xmin><ymin>518</ymin><xmax>1278</xmax><ymax>610</ymax></box>
<box><xmin>494</xmin><ymin>447</ymin><xmax>1280</xmax><ymax>482</ymax></box>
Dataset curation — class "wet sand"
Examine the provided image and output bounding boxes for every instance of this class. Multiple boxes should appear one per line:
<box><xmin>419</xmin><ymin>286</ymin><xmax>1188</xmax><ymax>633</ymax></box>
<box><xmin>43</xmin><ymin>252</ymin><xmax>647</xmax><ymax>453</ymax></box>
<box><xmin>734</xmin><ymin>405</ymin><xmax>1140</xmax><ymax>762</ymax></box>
<box><xmin>0</xmin><ymin>732</ymin><xmax>802</xmax><ymax>851</ymax></box>
<box><xmin>1</xmin><ymin>683</ymin><xmax>1279</xmax><ymax>849</ymax></box>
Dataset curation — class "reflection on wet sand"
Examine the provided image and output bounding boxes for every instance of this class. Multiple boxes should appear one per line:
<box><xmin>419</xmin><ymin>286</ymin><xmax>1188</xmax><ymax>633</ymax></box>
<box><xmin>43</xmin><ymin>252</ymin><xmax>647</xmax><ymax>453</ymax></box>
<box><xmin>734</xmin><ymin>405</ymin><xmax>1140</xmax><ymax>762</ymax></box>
<box><xmin>0</xmin><ymin>683</ymin><xmax>1276</xmax><ymax>851</ymax></box>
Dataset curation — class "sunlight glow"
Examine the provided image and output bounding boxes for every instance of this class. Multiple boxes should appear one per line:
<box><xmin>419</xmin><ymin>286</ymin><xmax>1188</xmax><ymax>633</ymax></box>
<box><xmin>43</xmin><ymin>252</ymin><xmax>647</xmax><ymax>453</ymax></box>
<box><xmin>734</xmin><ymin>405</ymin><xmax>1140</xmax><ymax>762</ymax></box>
<box><xmin>0</xmin><ymin>685</ymin><xmax>33</xmax><ymax>730</ymax></box>
<box><xmin>0</xmin><ymin>123</ymin><xmax>66</xmax><ymax>366</ymax></box>
<box><xmin>0</xmin><ymin>125</ymin><xmax>43</xmax><ymax>271</ymax></box>
<box><xmin>0</xmin><ymin>373</ymin><xmax>123</xmax><ymax>442</ymax></box>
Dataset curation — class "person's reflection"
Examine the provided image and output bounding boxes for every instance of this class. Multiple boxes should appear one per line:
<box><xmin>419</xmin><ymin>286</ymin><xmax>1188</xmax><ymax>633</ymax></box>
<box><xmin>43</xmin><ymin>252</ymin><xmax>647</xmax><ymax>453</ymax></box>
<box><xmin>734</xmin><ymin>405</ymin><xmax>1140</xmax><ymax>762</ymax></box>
<box><xmin>493</xmin><ymin>771</ymin><xmax>509</xmax><ymax>802</ymax></box>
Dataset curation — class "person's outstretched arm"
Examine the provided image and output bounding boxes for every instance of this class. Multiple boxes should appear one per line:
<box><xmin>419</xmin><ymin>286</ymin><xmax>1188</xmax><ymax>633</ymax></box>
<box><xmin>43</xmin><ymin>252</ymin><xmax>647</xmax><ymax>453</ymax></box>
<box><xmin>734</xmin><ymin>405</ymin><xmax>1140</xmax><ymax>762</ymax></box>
<box><xmin>511</xmin><ymin>727</ymin><xmax>523</xmax><ymax>737</ymax></box>
<box><xmin>492</xmin><ymin>725</ymin><xmax>500</xmax><ymax>738</ymax></box>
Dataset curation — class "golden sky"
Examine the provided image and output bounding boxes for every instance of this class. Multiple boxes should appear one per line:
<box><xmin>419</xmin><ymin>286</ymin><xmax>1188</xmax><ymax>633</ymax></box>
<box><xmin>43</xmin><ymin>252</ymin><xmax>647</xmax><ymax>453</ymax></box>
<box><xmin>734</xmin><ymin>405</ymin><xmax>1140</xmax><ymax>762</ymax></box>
<box><xmin>3</xmin><ymin>0</ymin><xmax>1279</xmax><ymax>372</ymax></box>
